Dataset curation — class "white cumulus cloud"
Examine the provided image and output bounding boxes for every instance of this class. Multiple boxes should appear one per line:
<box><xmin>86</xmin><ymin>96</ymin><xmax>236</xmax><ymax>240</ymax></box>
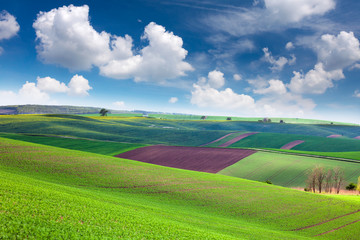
<box><xmin>0</xmin><ymin>11</ymin><xmax>20</xmax><ymax>55</ymax></box>
<box><xmin>18</xmin><ymin>81</ymin><xmax>50</xmax><ymax>103</ymax></box>
<box><xmin>262</xmin><ymin>48</ymin><xmax>295</xmax><ymax>71</ymax></box>
<box><xmin>288</xmin><ymin>63</ymin><xmax>344</xmax><ymax>94</ymax></box>
<box><xmin>0</xmin><ymin>11</ymin><xmax>19</xmax><ymax>41</ymax></box>
<box><xmin>233</xmin><ymin>74</ymin><xmax>242</xmax><ymax>81</ymax></box>
<box><xmin>285</xmin><ymin>42</ymin><xmax>294</xmax><ymax>50</ymax></box>
<box><xmin>100</xmin><ymin>22</ymin><xmax>193</xmax><ymax>82</ymax></box>
<box><xmin>207</xmin><ymin>70</ymin><xmax>225</xmax><ymax>89</ymax></box>
<box><xmin>191</xmin><ymin>83</ymin><xmax>255</xmax><ymax>110</ymax></box>
<box><xmin>33</xmin><ymin>5</ymin><xmax>193</xmax><ymax>84</ymax></box>
<box><xmin>169</xmin><ymin>97</ymin><xmax>178</xmax><ymax>103</ymax></box>
<box><xmin>253</xmin><ymin>79</ymin><xmax>287</xmax><ymax>95</ymax></box>
<box><xmin>36</xmin><ymin>76</ymin><xmax>68</xmax><ymax>93</ymax></box>
<box><xmin>67</xmin><ymin>75</ymin><xmax>92</xmax><ymax>96</ymax></box>
<box><xmin>315</xmin><ymin>31</ymin><xmax>360</xmax><ymax>71</ymax></box>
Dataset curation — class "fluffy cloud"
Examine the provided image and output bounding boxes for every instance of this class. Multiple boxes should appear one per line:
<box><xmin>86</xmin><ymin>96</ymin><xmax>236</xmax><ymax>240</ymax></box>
<box><xmin>288</xmin><ymin>63</ymin><xmax>344</xmax><ymax>94</ymax></box>
<box><xmin>0</xmin><ymin>11</ymin><xmax>20</xmax><ymax>55</ymax></box>
<box><xmin>233</xmin><ymin>74</ymin><xmax>242</xmax><ymax>81</ymax></box>
<box><xmin>255</xmin><ymin>92</ymin><xmax>316</xmax><ymax>117</ymax></box>
<box><xmin>100</xmin><ymin>22</ymin><xmax>193</xmax><ymax>82</ymax></box>
<box><xmin>18</xmin><ymin>81</ymin><xmax>50</xmax><ymax>103</ymax></box>
<box><xmin>36</xmin><ymin>76</ymin><xmax>68</xmax><ymax>93</ymax></box>
<box><xmin>285</xmin><ymin>42</ymin><xmax>294</xmax><ymax>50</ymax></box>
<box><xmin>0</xmin><ymin>11</ymin><xmax>19</xmax><ymax>40</ymax></box>
<box><xmin>33</xmin><ymin>5</ymin><xmax>193</xmax><ymax>83</ymax></box>
<box><xmin>253</xmin><ymin>79</ymin><xmax>287</xmax><ymax>95</ymax></box>
<box><xmin>288</xmin><ymin>31</ymin><xmax>360</xmax><ymax>95</ymax></box>
<box><xmin>262</xmin><ymin>48</ymin><xmax>295</xmax><ymax>71</ymax></box>
<box><xmin>0</xmin><ymin>75</ymin><xmax>92</xmax><ymax>106</ymax></box>
<box><xmin>33</xmin><ymin>5</ymin><xmax>114</xmax><ymax>70</ymax></box>
<box><xmin>205</xmin><ymin>0</ymin><xmax>335</xmax><ymax>36</ymax></box>
<box><xmin>191</xmin><ymin>83</ymin><xmax>255</xmax><ymax>110</ymax></box>
<box><xmin>67</xmin><ymin>75</ymin><xmax>92</xmax><ymax>96</ymax></box>
<box><xmin>169</xmin><ymin>97</ymin><xmax>178</xmax><ymax>103</ymax></box>
<box><xmin>314</xmin><ymin>31</ymin><xmax>360</xmax><ymax>71</ymax></box>
<box><xmin>191</xmin><ymin>78</ymin><xmax>315</xmax><ymax>118</ymax></box>
<box><xmin>207</xmin><ymin>70</ymin><xmax>225</xmax><ymax>89</ymax></box>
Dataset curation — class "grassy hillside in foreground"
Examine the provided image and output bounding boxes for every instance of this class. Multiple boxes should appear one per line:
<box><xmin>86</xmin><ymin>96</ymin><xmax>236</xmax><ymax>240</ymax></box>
<box><xmin>1</xmin><ymin>137</ymin><xmax>360</xmax><ymax>239</ymax></box>
<box><xmin>218</xmin><ymin>152</ymin><xmax>360</xmax><ymax>187</ymax></box>
<box><xmin>226</xmin><ymin>132</ymin><xmax>360</xmax><ymax>152</ymax></box>
<box><xmin>0</xmin><ymin>132</ymin><xmax>146</xmax><ymax>156</ymax></box>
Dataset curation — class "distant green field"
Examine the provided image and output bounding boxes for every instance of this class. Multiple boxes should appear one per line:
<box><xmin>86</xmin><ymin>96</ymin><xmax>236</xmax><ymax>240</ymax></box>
<box><xmin>147</xmin><ymin>114</ymin><xmax>357</xmax><ymax>125</ymax></box>
<box><xmin>219</xmin><ymin>152</ymin><xmax>360</xmax><ymax>187</ymax></box>
<box><xmin>0</xmin><ymin>132</ymin><xmax>146</xmax><ymax>156</ymax></box>
<box><xmin>226</xmin><ymin>132</ymin><xmax>360</xmax><ymax>152</ymax></box>
<box><xmin>1</xmin><ymin>114</ymin><xmax>360</xmax><ymax>148</ymax></box>
<box><xmin>2</xmin><ymin>137</ymin><xmax>360</xmax><ymax>239</ymax></box>
<box><xmin>267</xmin><ymin>149</ymin><xmax>360</xmax><ymax>161</ymax></box>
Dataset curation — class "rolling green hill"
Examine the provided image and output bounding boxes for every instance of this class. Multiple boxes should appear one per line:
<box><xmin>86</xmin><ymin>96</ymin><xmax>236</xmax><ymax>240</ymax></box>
<box><xmin>0</xmin><ymin>115</ymin><xmax>360</xmax><ymax>150</ymax></box>
<box><xmin>1</xmin><ymin>137</ymin><xmax>360</xmax><ymax>239</ymax></box>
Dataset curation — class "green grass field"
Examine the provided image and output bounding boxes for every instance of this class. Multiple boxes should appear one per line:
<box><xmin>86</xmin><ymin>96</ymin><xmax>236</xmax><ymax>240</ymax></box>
<box><xmin>1</xmin><ymin>137</ymin><xmax>360</xmax><ymax>239</ymax></box>
<box><xmin>1</xmin><ymin>114</ymin><xmax>360</xmax><ymax>151</ymax></box>
<box><xmin>0</xmin><ymin>132</ymin><xmax>146</xmax><ymax>156</ymax></box>
<box><xmin>266</xmin><ymin>149</ymin><xmax>360</xmax><ymax>161</ymax></box>
<box><xmin>219</xmin><ymin>152</ymin><xmax>360</xmax><ymax>187</ymax></box>
<box><xmin>225</xmin><ymin>132</ymin><xmax>360</xmax><ymax>152</ymax></box>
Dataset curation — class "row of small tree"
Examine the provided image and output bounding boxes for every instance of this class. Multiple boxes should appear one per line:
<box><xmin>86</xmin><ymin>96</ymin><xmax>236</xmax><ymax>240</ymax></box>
<box><xmin>306</xmin><ymin>166</ymin><xmax>345</xmax><ymax>194</ymax></box>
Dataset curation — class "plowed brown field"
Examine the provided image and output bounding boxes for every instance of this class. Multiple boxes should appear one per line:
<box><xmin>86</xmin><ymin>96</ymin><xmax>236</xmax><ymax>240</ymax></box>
<box><xmin>115</xmin><ymin>146</ymin><xmax>256</xmax><ymax>173</ymax></box>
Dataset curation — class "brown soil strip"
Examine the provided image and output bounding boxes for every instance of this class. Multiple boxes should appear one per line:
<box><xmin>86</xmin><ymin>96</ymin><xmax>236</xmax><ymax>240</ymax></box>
<box><xmin>199</xmin><ymin>133</ymin><xmax>235</xmax><ymax>146</ymax></box>
<box><xmin>115</xmin><ymin>145</ymin><xmax>256</xmax><ymax>173</ymax></box>
<box><xmin>327</xmin><ymin>134</ymin><xmax>342</xmax><ymax>138</ymax></box>
<box><xmin>292</xmin><ymin>209</ymin><xmax>360</xmax><ymax>231</ymax></box>
<box><xmin>280</xmin><ymin>140</ymin><xmax>305</xmax><ymax>150</ymax></box>
<box><xmin>354</xmin><ymin>136</ymin><xmax>360</xmax><ymax>140</ymax></box>
<box><xmin>219</xmin><ymin>132</ymin><xmax>258</xmax><ymax>147</ymax></box>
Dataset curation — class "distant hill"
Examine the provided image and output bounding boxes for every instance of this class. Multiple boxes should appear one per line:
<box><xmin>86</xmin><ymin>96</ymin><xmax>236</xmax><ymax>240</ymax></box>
<box><xmin>0</xmin><ymin>105</ymin><xmax>104</xmax><ymax>115</ymax></box>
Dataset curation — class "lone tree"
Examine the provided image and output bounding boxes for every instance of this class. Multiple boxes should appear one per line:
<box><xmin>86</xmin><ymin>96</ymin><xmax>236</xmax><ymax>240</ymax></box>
<box><xmin>99</xmin><ymin>108</ymin><xmax>109</xmax><ymax>116</ymax></box>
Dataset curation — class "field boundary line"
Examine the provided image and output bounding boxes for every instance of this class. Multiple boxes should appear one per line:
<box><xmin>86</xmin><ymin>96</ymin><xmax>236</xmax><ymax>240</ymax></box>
<box><xmin>292</xmin><ymin>209</ymin><xmax>360</xmax><ymax>231</ymax></box>
<box><xmin>313</xmin><ymin>219</ymin><xmax>360</xmax><ymax>236</ymax></box>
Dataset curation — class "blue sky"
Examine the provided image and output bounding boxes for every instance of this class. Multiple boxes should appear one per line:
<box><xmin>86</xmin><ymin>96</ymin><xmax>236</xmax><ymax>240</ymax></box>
<box><xmin>0</xmin><ymin>0</ymin><xmax>360</xmax><ymax>123</ymax></box>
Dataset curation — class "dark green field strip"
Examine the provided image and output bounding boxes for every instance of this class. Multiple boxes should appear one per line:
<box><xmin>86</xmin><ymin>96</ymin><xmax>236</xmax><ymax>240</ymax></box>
<box><xmin>227</xmin><ymin>132</ymin><xmax>360</xmax><ymax>152</ymax></box>
<box><xmin>218</xmin><ymin>152</ymin><xmax>360</xmax><ymax>187</ymax></box>
<box><xmin>2</xmin><ymin>137</ymin><xmax>360</xmax><ymax>239</ymax></box>
<box><xmin>0</xmin><ymin>132</ymin><xmax>146</xmax><ymax>156</ymax></box>
<box><xmin>1</xmin><ymin>115</ymin><xmax>360</xmax><ymax>143</ymax></box>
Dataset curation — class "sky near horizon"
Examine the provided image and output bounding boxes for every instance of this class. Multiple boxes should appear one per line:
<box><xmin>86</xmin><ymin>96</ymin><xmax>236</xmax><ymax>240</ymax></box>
<box><xmin>0</xmin><ymin>0</ymin><xmax>359</xmax><ymax>123</ymax></box>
